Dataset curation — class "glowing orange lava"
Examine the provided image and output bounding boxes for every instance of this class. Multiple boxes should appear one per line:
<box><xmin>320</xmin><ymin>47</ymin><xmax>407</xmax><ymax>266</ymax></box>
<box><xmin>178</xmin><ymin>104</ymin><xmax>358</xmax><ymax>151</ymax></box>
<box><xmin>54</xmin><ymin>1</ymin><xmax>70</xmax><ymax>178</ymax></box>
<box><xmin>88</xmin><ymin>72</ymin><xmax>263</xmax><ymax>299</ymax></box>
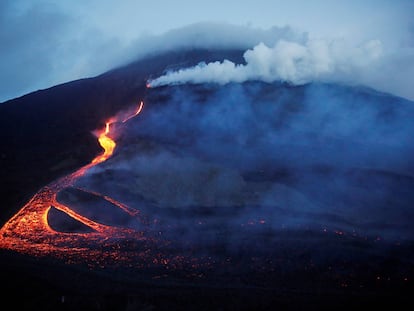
<box><xmin>91</xmin><ymin>120</ymin><xmax>115</xmax><ymax>164</ymax></box>
<box><xmin>122</xmin><ymin>100</ymin><xmax>144</xmax><ymax>123</ymax></box>
<box><xmin>0</xmin><ymin>101</ymin><xmax>150</xmax><ymax>264</ymax></box>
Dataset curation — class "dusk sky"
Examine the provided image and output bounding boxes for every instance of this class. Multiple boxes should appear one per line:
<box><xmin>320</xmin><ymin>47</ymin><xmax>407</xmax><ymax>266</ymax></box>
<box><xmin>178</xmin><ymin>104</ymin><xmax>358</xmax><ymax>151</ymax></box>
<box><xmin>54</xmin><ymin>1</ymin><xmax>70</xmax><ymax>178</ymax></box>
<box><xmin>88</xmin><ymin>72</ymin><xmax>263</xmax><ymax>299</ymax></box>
<box><xmin>1</xmin><ymin>0</ymin><xmax>413</xmax><ymax>102</ymax></box>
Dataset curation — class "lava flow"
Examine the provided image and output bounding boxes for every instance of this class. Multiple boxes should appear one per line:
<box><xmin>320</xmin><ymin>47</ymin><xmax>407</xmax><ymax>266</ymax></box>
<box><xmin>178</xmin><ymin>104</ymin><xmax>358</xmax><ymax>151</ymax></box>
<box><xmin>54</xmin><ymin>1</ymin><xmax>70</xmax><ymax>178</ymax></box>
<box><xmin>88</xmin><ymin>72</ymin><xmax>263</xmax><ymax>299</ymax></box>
<box><xmin>0</xmin><ymin>101</ymin><xmax>157</xmax><ymax>265</ymax></box>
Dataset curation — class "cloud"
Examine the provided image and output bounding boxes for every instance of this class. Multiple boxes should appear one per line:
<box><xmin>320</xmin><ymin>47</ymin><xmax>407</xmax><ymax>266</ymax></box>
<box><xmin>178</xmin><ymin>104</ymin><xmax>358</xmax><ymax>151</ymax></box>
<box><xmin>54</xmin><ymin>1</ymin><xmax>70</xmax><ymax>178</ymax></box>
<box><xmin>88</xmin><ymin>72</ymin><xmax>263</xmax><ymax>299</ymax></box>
<box><xmin>115</xmin><ymin>22</ymin><xmax>308</xmax><ymax>68</ymax></box>
<box><xmin>0</xmin><ymin>1</ymin><xmax>126</xmax><ymax>102</ymax></box>
<box><xmin>0</xmin><ymin>2</ymin><xmax>71</xmax><ymax>101</ymax></box>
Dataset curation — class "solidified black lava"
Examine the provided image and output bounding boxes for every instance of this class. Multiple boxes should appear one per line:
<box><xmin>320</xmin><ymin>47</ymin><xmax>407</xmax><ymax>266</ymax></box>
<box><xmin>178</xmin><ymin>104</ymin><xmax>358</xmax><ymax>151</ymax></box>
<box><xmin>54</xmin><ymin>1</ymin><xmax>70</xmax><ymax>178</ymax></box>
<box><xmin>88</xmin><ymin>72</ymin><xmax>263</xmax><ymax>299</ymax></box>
<box><xmin>48</xmin><ymin>206</ymin><xmax>95</xmax><ymax>233</ymax></box>
<box><xmin>56</xmin><ymin>187</ymin><xmax>136</xmax><ymax>228</ymax></box>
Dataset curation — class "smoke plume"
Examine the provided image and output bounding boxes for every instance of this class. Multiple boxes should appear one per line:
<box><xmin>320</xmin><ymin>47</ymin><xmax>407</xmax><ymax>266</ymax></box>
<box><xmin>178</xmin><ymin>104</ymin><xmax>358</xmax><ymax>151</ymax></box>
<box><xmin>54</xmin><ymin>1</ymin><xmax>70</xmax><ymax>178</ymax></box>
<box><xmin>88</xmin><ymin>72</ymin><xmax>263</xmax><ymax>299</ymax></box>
<box><xmin>148</xmin><ymin>39</ymin><xmax>383</xmax><ymax>88</ymax></box>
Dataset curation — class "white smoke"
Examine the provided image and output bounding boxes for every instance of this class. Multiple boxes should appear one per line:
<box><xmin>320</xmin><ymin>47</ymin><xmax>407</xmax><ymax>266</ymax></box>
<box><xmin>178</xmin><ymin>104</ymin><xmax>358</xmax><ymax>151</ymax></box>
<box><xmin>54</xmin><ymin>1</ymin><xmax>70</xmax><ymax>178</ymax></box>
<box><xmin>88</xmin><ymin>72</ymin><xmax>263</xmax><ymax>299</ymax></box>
<box><xmin>148</xmin><ymin>38</ymin><xmax>384</xmax><ymax>88</ymax></box>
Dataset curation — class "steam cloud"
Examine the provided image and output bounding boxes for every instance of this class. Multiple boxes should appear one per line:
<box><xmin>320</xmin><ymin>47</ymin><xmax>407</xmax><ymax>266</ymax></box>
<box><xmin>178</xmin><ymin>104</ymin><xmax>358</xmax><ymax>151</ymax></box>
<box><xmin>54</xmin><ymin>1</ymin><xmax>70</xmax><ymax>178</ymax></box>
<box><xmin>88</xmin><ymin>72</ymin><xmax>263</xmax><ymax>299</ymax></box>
<box><xmin>77</xmin><ymin>82</ymin><xmax>414</xmax><ymax>253</ymax></box>
<box><xmin>148</xmin><ymin>39</ymin><xmax>383</xmax><ymax>88</ymax></box>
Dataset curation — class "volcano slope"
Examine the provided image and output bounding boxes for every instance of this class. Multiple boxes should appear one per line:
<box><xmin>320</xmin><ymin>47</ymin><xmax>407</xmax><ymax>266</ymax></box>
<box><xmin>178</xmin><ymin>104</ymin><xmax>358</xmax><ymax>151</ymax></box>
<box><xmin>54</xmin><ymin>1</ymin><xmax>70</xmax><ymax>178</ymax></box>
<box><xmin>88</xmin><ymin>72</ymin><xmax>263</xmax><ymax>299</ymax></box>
<box><xmin>0</xmin><ymin>49</ymin><xmax>413</xmax><ymax>310</ymax></box>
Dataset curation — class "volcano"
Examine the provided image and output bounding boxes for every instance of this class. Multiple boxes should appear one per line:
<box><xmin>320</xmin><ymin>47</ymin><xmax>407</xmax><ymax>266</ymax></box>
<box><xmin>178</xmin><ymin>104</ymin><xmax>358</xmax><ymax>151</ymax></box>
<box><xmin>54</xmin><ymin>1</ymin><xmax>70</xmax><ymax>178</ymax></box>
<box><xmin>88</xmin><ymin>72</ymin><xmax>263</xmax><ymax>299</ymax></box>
<box><xmin>0</xmin><ymin>48</ymin><xmax>413</xmax><ymax>310</ymax></box>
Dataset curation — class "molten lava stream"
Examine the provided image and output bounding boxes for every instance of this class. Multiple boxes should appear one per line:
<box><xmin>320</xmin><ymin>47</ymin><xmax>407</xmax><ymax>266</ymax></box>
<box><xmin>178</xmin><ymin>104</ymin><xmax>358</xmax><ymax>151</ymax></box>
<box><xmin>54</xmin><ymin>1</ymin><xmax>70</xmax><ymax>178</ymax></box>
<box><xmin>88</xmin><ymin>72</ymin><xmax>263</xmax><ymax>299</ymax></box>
<box><xmin>91</xmin><ymin>120</ymin><xmax>116</xmax><ymax>164</ymax></box>
<box><xmin>0</xmin><ymin>101</ymin><xmax>145</xmax><ymax>260</ymax></box>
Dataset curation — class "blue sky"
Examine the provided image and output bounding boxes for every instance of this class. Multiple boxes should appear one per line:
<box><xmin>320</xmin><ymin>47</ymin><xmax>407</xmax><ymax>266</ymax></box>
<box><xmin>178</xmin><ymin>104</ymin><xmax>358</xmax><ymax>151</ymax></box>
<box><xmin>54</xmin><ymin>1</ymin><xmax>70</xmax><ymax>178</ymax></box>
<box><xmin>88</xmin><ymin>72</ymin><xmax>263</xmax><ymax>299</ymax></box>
<box><xmin>1</xmin><ymin>0</ymin><xmax>413</xmax><ymax>102</ymax></box>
